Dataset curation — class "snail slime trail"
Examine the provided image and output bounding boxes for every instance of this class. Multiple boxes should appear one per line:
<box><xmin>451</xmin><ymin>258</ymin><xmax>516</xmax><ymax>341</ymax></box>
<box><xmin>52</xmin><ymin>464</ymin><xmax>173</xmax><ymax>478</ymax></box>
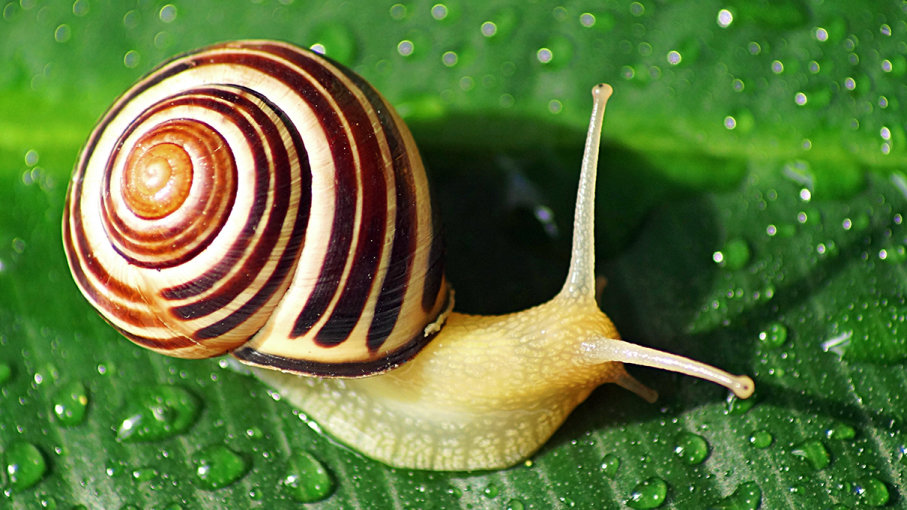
<box><xmin>63</xmin><ymin>40</ymin><xmax>754</xmax><ymax>471</ymax></box>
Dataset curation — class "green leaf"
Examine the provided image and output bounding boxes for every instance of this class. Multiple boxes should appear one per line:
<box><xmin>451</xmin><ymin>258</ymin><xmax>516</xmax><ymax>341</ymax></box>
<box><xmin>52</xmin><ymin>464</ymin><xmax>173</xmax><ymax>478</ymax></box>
<box><xmin>2</xmin><ymin>1</ymin><xmax>906</xmax><ymax>508</ymax></box>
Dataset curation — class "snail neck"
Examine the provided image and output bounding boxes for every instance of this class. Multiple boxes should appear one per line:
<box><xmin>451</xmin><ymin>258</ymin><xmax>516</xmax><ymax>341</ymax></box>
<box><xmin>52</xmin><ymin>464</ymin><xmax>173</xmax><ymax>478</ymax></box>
<box><xmin>560</xmin><ymin>84</ymin><xmax>612</xmax><ymax>300</ymax></box>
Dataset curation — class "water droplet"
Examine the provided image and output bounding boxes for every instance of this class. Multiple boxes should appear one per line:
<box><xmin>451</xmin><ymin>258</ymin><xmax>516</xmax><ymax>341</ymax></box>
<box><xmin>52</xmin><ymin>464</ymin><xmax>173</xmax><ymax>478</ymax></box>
<box><xmin>537</xmin><ymin>47</ymin><xmax>553</xmax><ymax>64</ymax></box>
<box><xmin>724</xmin><ymin>116</ymin><xmax>737</xmax><ymax>130</ymax></box>
<box><xmin>629</xmin><ymin>1</ymin><xmax>645</xmax><ymax>17</ymax></box>
<box><xmin>52</xmin><ymin>380</ymin><xmax>89</xmax><ymax>426</ymax></box>
<box><xmin>441</xmin><ymin>51</ymin><xmax>458</xmax><ymax>67</ymax></box>
<box><xmin>283</xmin><ymin>451</ymin><xmax>334</xmax><ymax>502</ymax></box>
<box><xmin>579</xmin><ymin>12</ymin><xmax>595</xmax><ymax>27</ymax></box>
<box><xmin>396</xmin><ymin>40</ymin><xmax>414</xmax><ymax>57</ymax></box>
<box><xmin>54</xmin><ymin>24</ymin><xmax>71</xmax><ymax>43</ymax></box>
<box><xmin>72</xmin><ymin>0</ymin><xmax>89</xmax><ymax>16</ymax></box>
<box><xmin>853</xmin><ymin>477</ymin><xmax>889</xmax><ymax>506</ymax></box>
<box><xmin>794</xmin><ymin>92</ymin><xmax>808</xmax><ymax>106</ymax></box>
<box><xmin>826</xmin><ymin>422</ymin><xmax>856</xmax><ymax>440</ymax></box>
<box><xmin>131</xmin><ymin>466</ymin><xmax>158</xmax><ymax>482</ymax></box>
<box><xmin>506</xmin><ymin>499</ymin><xmax>526</xmax><ymax>510</ymax></box>
<box><xmin>5</xmin><ymin>441</ymin><xmax>47</xmax><ymax>491</ymax></box>
<box><xmin>601</xmin><ymin>453</ymin><xmax>621</xmax><ymax>478</ymax></box>
<box><xmin>431</xmin><ymin>3</ymin><xmax>448</xmax><ymax>20</ymax></box>
<box><xmin>158</xmin><ymin>4</ymin><xmax>177</xmax><ymax>23</ymax></box>
<box><xmin>192</xmin><ymin>444</ymin><xmax>250</xmax><ymax>490</ymax></box>
<box><xmin>771</xmin><ymin>60</ymin><xmax>784</xmax><ymax>74</ymax></box>
<box><xmin>388</xmin><ymin>3</ymin><xmax>407</xmax><ymax>20</ymax></box>
<box><xmin>713</xmin><ymin>238</ymin><xmax>751</xmax><ymax>269</ymax></box>
<box><xmin>309</xmin><ymin>25</ymin><xmax>357</xmax><ymax>64</ymax></box>
<box><xmin>792</xmin><ymin>439</ymin><xmax>830</xmax><ymax>470</ymax></box>
<box><xmin>0</xmin><ymin>362</ymin><xmax>11</xmax><ymax>385</ymax></box>
<box><xmin>673</xmin><ymin>432</ymin><xmax>709</xmax><ymax>465</ymax></box>
<box><xmin>483</xmin><ymin>483</ymin><xmax>499</xmax><ymax>498</ymax></box>
<box><xmin>627</xmin><ymin>477</ymin><xmax>667</xmax><ymax>509</ymax></box>
<box><xmin>480</xmin><ymin>21</ymin><xmax>497</xmax><ymax>37</ymax></box>
<box><xmin>116</xmin><ymin>385</ymin><xmax>200</xmax><ymax>442</ymax></box>
<box><xmin>717</xmin><ymin>9</ymin><xmax>733</xmax><ymax>28</ymax></box>
<box><xmin>748</xmin><ymin>430</ymin><xmax>773</xmax><ymax>449</ymax></box>
<box><xmin>666</xmin><ymin>50</ymin><xmax>682</xmax><ymax>65</ymax></box>
<box><xmin>713</xmin><ymin>481</ymin><xmax>761</xmax><ymax>510</ymax></box>
<box><xmin>123</xmin><ymin>50</ymin><xmax>140</xmax><ymax>69</ymax></box>
<box><xmin>726</xmin><ymin>393</ymin><xmax>755</xmax><ymax>415</ymax></box>
<box><xmin>758</xmin><ymin>322</ymin><xmax>788</xmax><ymax>348</ymax></box>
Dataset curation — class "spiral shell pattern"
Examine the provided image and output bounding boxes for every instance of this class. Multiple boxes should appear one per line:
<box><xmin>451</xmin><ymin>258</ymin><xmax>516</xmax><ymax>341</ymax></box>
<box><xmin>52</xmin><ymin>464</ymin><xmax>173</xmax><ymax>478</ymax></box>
<box><xmin>63</xmin><ymin>40</ymin><xmax>451</xmax><ymax>376</ymax></box>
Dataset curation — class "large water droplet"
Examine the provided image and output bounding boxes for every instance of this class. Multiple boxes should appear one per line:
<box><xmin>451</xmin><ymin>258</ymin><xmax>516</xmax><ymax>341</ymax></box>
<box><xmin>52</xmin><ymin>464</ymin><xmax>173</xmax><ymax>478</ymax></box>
<box><xmin>116</xmin><ymin>385</ymin><xmax>200</xmax><ymax>442</ymax></box>
<box><xmin>825</xmin><ymin>422</ymin><xmax>856</xmax><ymax>440</ymax></box>
<box><xmin>0</xmin><ymin>362</ymin><xmax>11</xmax><ymax>385</ymax></box>
<box><xmin>505</xmin><ymin>499</ymin><xmax>526</xmax><ymax>510</ymax></box>
<box><xmin>52</xmin><ymin>380</ymin><xmax>89</xmax><ymax>426</ymax></box>
<box><xmin>673</xmin><ymin>432</ymin><xmax>709</xmax><ymax>465</ymax></box>
<box><xmin>748</xmin><ymin>430</ymin><xmax>773</xmax><ymax>449</ymax></box>
<box><xmin>713</xmin><ymin>481</ymin><xmax>761</xmax><ymax>510</ymax></box>
<box><xmin>283</xmin><ymin>451</ymin><xmax>334</xmax><ymax>502</ymax></box>
<box><xmin>601</xmin><ymin>453</ymin><xmax>621</xmax><ymax>478</ymax></box>
<box><xmin>5</xmin><ymin>441</ymin><xmax>47</xmax><ymax>491</ymax></box>
<box><xmin>853</xmin><ymin>477</ymin><xmax>889</xmax><ymax>506</ymax></box>
<box><xmin>792</xmin><ymin>439</ymin><xmax>830</xmax><ymax>470</ymax></box>
<box><xmin>192</xmin><ymin>444</ymin><xmax>249</xmax><ymax>490</ymax></box>
<box><xmin>627</xmin><ymin>477</ymin><xmax>667</xmax><ymax>509</ymax></box>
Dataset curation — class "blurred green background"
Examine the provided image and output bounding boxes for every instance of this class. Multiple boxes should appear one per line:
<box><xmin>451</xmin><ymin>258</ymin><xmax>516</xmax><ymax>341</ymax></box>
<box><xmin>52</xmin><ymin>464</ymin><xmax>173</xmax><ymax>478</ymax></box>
<box><xmin>2</xmin><ymin>0</ymin><xmax>907</xmax><ymax>508</ymax></box>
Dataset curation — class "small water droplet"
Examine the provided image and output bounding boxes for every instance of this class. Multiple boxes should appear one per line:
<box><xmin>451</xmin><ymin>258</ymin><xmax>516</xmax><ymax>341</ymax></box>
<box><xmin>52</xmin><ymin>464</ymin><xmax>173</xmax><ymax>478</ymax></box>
<box><xmin>116</xmin><ymin>385</ymin><xmax>200</xmax><ymax>442</ymax></box>
<box><xmin>627</xmin><ymin>477</ymin><xmax>667</xmax><ymax>509</ymax></box>
<box><xmin>713</xmin><ymin>481</ymin><xmax>761</xmax><ymax>510</ymax></box>
<box><xmin>388</xmin><ymin>3</ymin><xmax>407</xmax><ymax>20</ymax></box>
<box><xmin>748</xmin><ymin>430</ymin><xmax>773</xmax><ymax>449</ymax></box>
<box><xmin>826</xmin><ymin>422</ymin><xmax>856</xmax><ymax>440</ymax></box>
<box><xmin>794</xmin><ymin>92</ymin><xmax>808</xmax><ymax>106</ymax></box>
<box><xmin>5</xmin><ymin>441</ymin><xmax>47</xmax><ymax>491</ymax></box>
<box><xmin>717</xmin><ymin>9</ymin><xmax>733</xmax><ymax>28</ymax></box>
<box><xmin>283</xmin><ymin>451</ymin><xmax>334</xmax><ymax>502</ymax></box>
<box><xmin>579</xmin><ymin>12</ymin><xmax>596</xmax><ymax>27</ymax></box>
<box><xmin>666</xmin><ymin>50</ymin><xmax>682</xmax><ymax>65</ymax></box>
<box><xmin>309</xmin><ymin>24</ymin><xmax>357</xmax><ymax>64</ymax></box>
<box><xmin>792</xmin><ymin>439</ymin><xmax>830</xmax><ymax>470</ymax></box>
<box><xmin>54</xmin><ymin>24</ymin><xmax>71</xmax><ymax>43</ymax></box>
<box><xmin>483</xmin><ymin>483</ymin><xmax>499</xmax><ymax>498</ymax></box>
<box><xmin>480</xmin><ymin>21</ymin><xmax>497</xmax><ymax>37</ymax></box>
<box><xmin>123</xmin><ymin>50</ymin><xmax>140</xmax><ymax>69</ymax></box>
<box><xmin>758</xmin><ymin>322</ymin><xmax>788</xmax><ymax>348</ymax></box>
<box><xmin>396</xmin><ymin>40</ymin><xmax>414</xmax><ymax>57</ymax></box>
<box><xmin>601</xmin><ymin>453</ymin><xmax>621</xmax><ymax>478</ymax></box>
<box><xmin>441</xmin><ymin>50</ymin><xmax>458</xmax><ymax>67</ymax></box>
<box><xmin>853</xmin><ymin>477</ymin><xmax>889</xmax><ymax>506</ymax></box>
<box><xmin>192</xmin><ymin>444</ymin><xmax>249</xmax><ymax>490</ymax></box>
<box><xmin>430</xmin><ymin>3</ymin><xmax>448</xmax><ymax>20</ymax></box>
<box><xmin>673</xmin><ymin>432</ymin><xmax>709</xmax><ymax>465</ymax></box>
<box><xmin>158</xmin><ymin>4</ymin><xmax>177</xmax><ymax>22</ymax></box>
<box><xmin>52</xmin><ymin>380</ymin><xmax>89</xmax><ymax>426</ymax></box>
<box><xmin>771</xmin><ymin>60</ymin><xmax>784</xmax><ymax>73</ymax></box>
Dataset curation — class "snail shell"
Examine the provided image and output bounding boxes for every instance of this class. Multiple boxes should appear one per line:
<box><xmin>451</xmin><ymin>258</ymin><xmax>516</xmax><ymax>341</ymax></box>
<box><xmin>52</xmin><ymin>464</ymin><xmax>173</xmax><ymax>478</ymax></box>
<box><xmin>63</xmin><ymin>40</ymin><xmax>452</xmax><ymax>376</ymax></box>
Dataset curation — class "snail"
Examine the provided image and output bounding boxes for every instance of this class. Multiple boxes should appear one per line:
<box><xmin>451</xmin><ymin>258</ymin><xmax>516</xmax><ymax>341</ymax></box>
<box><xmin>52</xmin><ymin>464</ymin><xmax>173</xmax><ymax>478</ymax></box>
<box><xmin>63</xmin><ymin>40</ymin><xmax>754</xmax><ymax>471</ymax></box>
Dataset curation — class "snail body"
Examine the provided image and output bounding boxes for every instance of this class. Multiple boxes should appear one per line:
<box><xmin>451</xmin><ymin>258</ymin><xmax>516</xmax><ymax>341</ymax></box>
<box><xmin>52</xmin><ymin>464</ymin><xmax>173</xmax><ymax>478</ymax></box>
<box><xmin>63</xmin><ymin>40</ymin><xmax>753</xmax><ymax>471</ymax></box>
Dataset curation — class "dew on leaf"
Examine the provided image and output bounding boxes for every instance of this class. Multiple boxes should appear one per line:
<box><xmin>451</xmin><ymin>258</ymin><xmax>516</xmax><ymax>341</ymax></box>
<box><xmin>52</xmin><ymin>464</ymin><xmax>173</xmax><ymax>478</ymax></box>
<box><xmin>826</xmin><ymin>422</ymin><xmax>856</xmax><ymax>440</ymax></box>
<box><xmin>758</xmin><ymin>322</ymin><xmax>788</xmax><ymax>348</ymax></box>
<box><xmin>792</xmin><ymin>439</ymin><xmax>831</xmax><ymax>470</ymax></box>
<box><xmin>116</xmin><ymin>385</ymin><xmax>200</xmax><ymax>442</ymax></box>
<box><xmin>131</xmin><ymin>466</ymin><xmax>158</xmax><ymax>482</ymax></box>
<box><xmin>506</xmin><ymin>499</ymin><xmax>526</xmax><ymax>510</ymax></box>
<box><xmin>192</xmin><ymin>444</ymin><xmax>249</xmax><ymax>490</ymax></box>
<box><xmin>5</xmin><ymin>441</ymin><xmax>47</xmax><ymax>491</ymax></box>
<box><xmin>283</xmin><ymin>451</ymin><xmax>334</xmax><ymax>503</ymax></box>
<box><xmin>52</xmin><ymin>380</ymin><xmax>89</xmax><ymax>426</ymax></box>
<box><xmin>852</xmin><ymin>477</ymin><xmax>889</xmax><ymax>506</ymax></box>
<box><xmin>601</xmin><ymin>453</ymin><xmax>621</xmax><ymax>478</ymax></box>
<box><xmin>0</xmin><ymin>362</ymin><xmax>11</xmax><ymax>385</ymax></box>
<box><xmin>726</xmin><ymin>393</ymin><xmax>755</xmax><ymax>415</ymax></box>
<box><xmin>673</xmin><ymin>432</ymin><xmax>709</xmax><ymax>465</ymax></box>
<box><xmin>748</xmin><ymin>430</ymin><xmax>773</xmax><ymax>449</ymax></box>
<box><xmin>712</xmin><ymin>481</ymin><xmax>761</xmax><ymax>510</ymax></box>
<box><xmin>483</xmin><ymin>482</ymin><xmax>499</xmax><ymax>498</ymax></box>
<box><xmin>627</xmin><ymin>477</ymin><xmax>667</xmax><ymax>509</ymax></box>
